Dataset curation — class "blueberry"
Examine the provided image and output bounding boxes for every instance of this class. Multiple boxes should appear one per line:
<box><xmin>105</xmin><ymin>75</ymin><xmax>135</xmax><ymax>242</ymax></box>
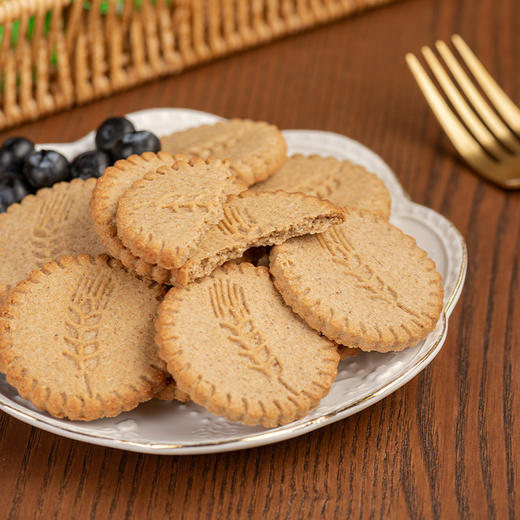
<box><xmin>112</xmin><ymin>130</ymin><xmax>161</xmax><ymax>161</ymax></box>
<box><xmin>95</xmin><ymin>117</ymin><xmax>135</xmax><ymax>153</ymax></box>
<box><xmin>0</xmin><ymin>172</ymin><xmax>33</xmax><ymax>211</ymax></box>
<box><xmin>70</xmin><ymin>150</ymin><xmax>111</xmax><ymax>180</ymax></box>
<box><xmin>0</xmin><ymin>137</ymin><xmax>35</xmax><ymax>174</ymax></box>
<box><xmin>23</xmin><ymin>150</ymin><xmax>70</xmax><ymax>189</ymax></box>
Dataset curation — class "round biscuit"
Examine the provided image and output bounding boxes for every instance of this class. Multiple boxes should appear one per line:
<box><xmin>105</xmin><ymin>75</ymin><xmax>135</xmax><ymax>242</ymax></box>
<box><xmin>155</xmin><ymin>262</ymin><xmax>339</xmax><ymax>427</ymax></box>
<box><xmin>90</xmin><ymin>152</ymin><xmax>244</xmax><ymax>282</ymax></box>
<box><xmin>270</xmin><ymin>208</ymin><xmax>444</xmax><ymax>352</ymax></box>
<box><xmin>160</xmin><ymin>119</ymin><xmax>287</xmax><ymax>186</ymax></box>
<box><xmin>0</xmin><ymin>255</ymin><xmax>168</xmax><ymax>421</ymax></box>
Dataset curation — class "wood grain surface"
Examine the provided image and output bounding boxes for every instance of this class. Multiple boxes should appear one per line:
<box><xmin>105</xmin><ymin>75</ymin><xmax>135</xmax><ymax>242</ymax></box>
<box><xmin>0</xmin><ymin>0</ymin><xmax>519</xmax><ymax>518</ymax></box>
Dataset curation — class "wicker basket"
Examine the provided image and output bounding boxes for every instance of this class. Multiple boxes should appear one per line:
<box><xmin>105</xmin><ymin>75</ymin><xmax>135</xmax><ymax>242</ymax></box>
<box><xmin>0</xmin><ymin>0</ymin><xmax>396</xmax><ymax>130</ymax></box>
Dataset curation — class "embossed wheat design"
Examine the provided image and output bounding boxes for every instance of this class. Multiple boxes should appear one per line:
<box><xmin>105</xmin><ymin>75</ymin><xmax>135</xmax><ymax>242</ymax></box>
<box><xmin>62</xmin><ymin>272</ymin><xmax>115</xmax><ymax>396</ymax></box>
<box><xmin>157</xmin><ymin>193</ymin><xmax>209</xmax><ymax>213</ymax></box>
<box><xmin>317</xmin><ymin>228</ymin><xmax>420</xmax><ymax>319</ymax></box>
<box><xmin>209</xmin><ymin>279</ymin><xmax>295</xmax><ymax>393</ymax></box>
<box><xmin>311</xmin><ymin>174</ymin><xmax>341</xmax><ymax>199</ymax></box>
<box><xmin>216</xmin><ymin>205</ymin><xmax>252</xmax><ymax>236</ymax></box>
<box><xmin>186</xmin><ymin>129</ymin><xmax>244</xmax><ymax>159</ymax></box>
<box><xmin>30</xmin><ymin>191</ymin><xmax>74</xmax><ymax>262</ymax></box>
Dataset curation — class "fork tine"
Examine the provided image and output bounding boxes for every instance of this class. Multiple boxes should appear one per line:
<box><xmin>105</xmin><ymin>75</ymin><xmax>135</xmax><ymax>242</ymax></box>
<box><xmin>452</xmin><ymin>34</ymin><xmax>520</xmax><ymax>135</ymax></box>
<box><xmin>421</xmin><ymin>45</ymin><xmax>508</xmax><ymax>159</ymax></box>
<box><xmin>436</xmin><ymin>39</ymin><xmax>520</xmax><ymax>152</ymax></box>
<box><xmin>406</xmin><ymin>53</ymin><xmax>498</xmax><ymax>180</ymax></box>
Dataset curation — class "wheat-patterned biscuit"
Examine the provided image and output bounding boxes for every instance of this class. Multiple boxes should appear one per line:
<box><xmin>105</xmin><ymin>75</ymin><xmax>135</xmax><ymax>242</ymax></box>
<box><xmin>116</xmin><ymin>158</ymin><xmax>241</xmax><ymax>270</ymax></box>
<box><xmin>90</xmin><ymin>151</ymin><xmax>188</xmax><ymax>283</ymax></box>
<box><xmin>270</xmin><ymin>209</ymin><xmax>444</xmax><ymax>352</ymax></box>
<box><xmin>0</xmin><ymin>255</ymin><xmax>168</xmax><ymax>420</ymax></box>
<box><xmin>155</xmin><ymin>263</ymin><xmax>339</xmax><ymax>427</ymax></box>
<box><xmin>0</xmin><ymin>179</ymin><xmax>106</xmax><ymax>306</ymax></box>
<box><xmin>173</xmin><ymin>191</ymin><xmax>345</xmax><ymax>285</ymax></box>
<box><xmin>91</xmin><ymin>152</ymin><xmax>243</xmax><ymax>282</ymax></box>
<box><xmin>160</xmin><ymin>119</ymin><xmax>287</xmax><ymax>186</ymax></box>
<box><xmin>251</xmin><ymin>154</ymin><xmax>391</xmax><ymax>219</ymax></box>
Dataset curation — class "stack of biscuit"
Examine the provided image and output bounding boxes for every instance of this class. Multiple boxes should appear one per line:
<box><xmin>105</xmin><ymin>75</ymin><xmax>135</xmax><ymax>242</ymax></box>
<box><xmin>0</xmin><ymin>119</ymin><xmax>444</xmax><ymax>427</ymax></box>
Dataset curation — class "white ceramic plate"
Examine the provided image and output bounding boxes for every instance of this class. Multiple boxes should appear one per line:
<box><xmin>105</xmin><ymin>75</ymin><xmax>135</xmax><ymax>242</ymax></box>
<box><xmin>0</xmin><ymin>108</ymin><xmax>467</xmax><ymax>455</ymax></box>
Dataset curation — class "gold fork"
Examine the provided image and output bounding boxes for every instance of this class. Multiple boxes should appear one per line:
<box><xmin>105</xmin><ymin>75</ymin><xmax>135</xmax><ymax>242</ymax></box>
<box><xmin>406</xmin><ymin>34</ymin><xmax>520</xmax><ymax>189</ymax></box>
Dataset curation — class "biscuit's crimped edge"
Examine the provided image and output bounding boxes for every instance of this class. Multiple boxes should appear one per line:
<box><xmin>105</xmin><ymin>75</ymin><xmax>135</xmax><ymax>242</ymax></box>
<box><xmin>0</xmin><ymin>254</ymin><xmax>168</xmax><ymax>421</ymax></box>
<box><xmin>269</xmin><ymin>210</ymin><xmax>445</xmax><ymax>352</ymax></box>
<box><xmin>0</xmin><ymin>177</ymin><xmax>98</xmax><ymax>226</ymax></box>
<box><xmin>0</xmin><ymin>178</ymin><xmax>98</xmax><ymax>300</ymax></box>
<box><xmin>173</xmin><ymin>190</ymin><xmax>346</xmax><ymax>286</ymax></box>
<box><xmin>161</xmin><ymin>119</ymin><xmax>287</xmax><ymax>186</ymax></box>
<box><xmin>155</xmin><ymin>262</ymin><xmax>339</xmax><ymax>427</ymax></box>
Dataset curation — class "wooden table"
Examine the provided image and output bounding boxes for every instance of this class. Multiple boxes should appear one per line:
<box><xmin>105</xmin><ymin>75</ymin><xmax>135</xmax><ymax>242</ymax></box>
<box><xmin>1</xmin><ymin>0</ymin><xmax>518</xmax><ymax>517</ymax></box>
